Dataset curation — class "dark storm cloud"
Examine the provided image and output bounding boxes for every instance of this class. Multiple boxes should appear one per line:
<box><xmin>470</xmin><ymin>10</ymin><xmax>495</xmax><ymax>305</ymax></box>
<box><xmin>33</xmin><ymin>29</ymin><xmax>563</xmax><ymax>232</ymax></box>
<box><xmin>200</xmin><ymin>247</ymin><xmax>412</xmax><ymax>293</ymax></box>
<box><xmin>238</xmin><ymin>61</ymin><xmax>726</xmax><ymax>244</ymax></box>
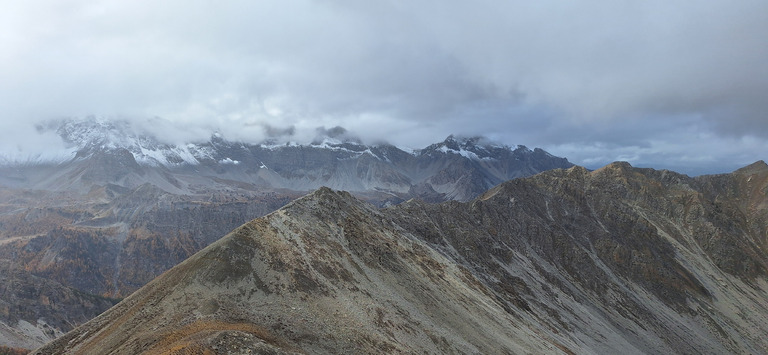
<box><xmin>1</xmin><ymin>1</ymin><xmax>767</xmax><ymax>174</ymax></box>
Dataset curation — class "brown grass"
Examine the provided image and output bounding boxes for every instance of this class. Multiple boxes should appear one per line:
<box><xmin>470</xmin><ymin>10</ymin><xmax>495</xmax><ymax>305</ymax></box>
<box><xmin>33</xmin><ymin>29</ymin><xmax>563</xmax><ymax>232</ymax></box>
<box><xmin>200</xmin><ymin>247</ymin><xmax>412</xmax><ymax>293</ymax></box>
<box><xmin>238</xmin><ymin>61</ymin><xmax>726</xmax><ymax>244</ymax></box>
<box><xmin>0</xmin><ymin>346</ymin><xmax>29</xmax><ymax>355</ymax></box>
<box><xmin>144</xmin><ymin>320</ymin><xmax>290</xmax><ymax>355</ymax></box>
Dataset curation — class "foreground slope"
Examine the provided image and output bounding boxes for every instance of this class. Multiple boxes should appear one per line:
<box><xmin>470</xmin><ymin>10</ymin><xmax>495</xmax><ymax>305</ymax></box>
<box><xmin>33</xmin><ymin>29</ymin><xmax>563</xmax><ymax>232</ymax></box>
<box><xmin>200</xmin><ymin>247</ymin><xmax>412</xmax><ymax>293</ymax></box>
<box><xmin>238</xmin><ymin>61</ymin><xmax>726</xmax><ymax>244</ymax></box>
<box><xmin>35</xmin><ymin>162</ymin><xmax>768</xmax><ymax>354</ymax></box>
<box><xmin>34</xmin><ymin>188</ymin><xmax>564</xmax><ymax>354</ymax></box>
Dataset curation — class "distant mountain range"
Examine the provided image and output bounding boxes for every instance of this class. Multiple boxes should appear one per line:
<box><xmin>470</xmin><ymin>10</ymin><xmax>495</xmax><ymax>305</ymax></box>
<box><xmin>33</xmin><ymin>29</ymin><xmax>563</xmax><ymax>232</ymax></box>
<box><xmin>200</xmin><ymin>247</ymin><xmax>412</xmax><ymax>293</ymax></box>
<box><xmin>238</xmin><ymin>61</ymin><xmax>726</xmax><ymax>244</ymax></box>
<box><xmin>1</xmin><ymin>118</ymin><xmax>573</xmax><ymax>202</ymax></box>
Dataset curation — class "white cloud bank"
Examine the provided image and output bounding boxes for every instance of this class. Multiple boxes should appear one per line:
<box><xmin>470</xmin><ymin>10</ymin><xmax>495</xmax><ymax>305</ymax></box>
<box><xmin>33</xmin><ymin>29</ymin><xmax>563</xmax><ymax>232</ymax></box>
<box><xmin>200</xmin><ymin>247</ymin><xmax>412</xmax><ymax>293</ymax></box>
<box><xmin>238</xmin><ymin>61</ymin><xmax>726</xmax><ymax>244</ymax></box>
<box><xmin>1</xmin><ymin>0</ymin><xmax>767</xmax><ymax>175</ymax></box>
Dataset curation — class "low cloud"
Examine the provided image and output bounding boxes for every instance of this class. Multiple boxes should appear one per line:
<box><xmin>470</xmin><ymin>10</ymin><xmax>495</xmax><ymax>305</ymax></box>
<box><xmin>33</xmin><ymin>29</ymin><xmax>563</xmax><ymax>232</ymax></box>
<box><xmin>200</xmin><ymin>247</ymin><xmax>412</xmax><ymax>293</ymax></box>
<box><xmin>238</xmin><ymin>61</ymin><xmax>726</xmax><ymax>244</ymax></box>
<box><xmin>1</xmin><ymin>1</ymin><xmax>767</xmax><ymax>175</ymax></box>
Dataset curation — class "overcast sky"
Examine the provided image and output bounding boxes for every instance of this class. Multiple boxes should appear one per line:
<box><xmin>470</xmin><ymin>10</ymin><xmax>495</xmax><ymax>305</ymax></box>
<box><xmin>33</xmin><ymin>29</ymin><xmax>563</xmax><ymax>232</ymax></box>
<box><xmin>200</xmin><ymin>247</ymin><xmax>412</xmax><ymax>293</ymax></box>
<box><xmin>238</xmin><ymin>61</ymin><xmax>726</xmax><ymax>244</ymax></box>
<box><xmin>1</xmin><ymin>1</ymin><xmax>767</xmax><ymax>175</ymax></box>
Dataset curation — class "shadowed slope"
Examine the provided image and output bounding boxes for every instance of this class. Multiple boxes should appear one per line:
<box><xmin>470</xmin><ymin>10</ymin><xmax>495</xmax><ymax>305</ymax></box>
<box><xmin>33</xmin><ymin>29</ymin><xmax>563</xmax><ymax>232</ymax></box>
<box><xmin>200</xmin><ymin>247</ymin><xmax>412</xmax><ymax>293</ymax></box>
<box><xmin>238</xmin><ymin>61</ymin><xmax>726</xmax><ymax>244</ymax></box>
<box><xmin>388</xmin><ymin>162</ymin><xmax>768</xmax><ymax>354</ymax></box>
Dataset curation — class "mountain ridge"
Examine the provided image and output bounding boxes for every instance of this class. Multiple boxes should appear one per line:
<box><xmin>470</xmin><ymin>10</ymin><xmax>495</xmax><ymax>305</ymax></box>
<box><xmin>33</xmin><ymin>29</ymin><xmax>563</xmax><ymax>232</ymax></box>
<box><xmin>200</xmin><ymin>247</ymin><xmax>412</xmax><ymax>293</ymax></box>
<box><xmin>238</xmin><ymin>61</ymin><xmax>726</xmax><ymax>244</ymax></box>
<box><xmin>13</xmin><ymin>118</ymin><xmax>537</xmax><ymax>168</ymax></box>
<box><xmin>32</xmin><ymin>161</ymin><xmax>768</xmax><ymax>354</ymax></box>
<box><xmin>1</xmin><ymin>118</ymin><xmax>573</xmax><ymax>202</ymax></box>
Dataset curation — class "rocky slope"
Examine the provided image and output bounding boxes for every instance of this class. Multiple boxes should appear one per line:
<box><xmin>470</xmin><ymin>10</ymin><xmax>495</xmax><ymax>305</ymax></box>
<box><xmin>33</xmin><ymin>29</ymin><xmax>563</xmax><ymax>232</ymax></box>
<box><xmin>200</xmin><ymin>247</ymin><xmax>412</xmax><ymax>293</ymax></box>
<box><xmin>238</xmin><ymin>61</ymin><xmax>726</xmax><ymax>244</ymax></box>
<box><xmin>388</xmin><ymin>161</ymin><xmax>768</xmax><ymax>354</ymax></box>
<box><xmin>0</xmin><ymin>187</ymin><xmax>300</xmax><ymax>298</ymax></box>
<box><xmin>0</xmin><ymin>260</ymin><xmax>118</xmax><ymax>350</ymax></box>
<box><xmin>0</xmin><ymin>185</ymin><xmax>299</xmax><ymax>349</ymax></box>
<box><xmin>33</xmin><ymin>162</ymin><xmax>768</xmax><ymax>354</ymax></box>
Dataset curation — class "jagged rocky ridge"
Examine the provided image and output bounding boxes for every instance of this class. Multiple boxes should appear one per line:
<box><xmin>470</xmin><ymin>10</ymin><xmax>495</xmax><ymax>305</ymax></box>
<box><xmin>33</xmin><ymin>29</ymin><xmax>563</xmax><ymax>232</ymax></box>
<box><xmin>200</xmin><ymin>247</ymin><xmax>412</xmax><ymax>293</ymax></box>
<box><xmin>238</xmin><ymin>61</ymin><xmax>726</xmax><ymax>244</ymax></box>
<box><xmin>34</xmin><ymin>162</ymin><xmax>768</xmax><ymax>354</ymax></box>
<box><xmin>1</xmin><ymin>118</ymin><xmax>572</xmax><ymax>202</ymax></box>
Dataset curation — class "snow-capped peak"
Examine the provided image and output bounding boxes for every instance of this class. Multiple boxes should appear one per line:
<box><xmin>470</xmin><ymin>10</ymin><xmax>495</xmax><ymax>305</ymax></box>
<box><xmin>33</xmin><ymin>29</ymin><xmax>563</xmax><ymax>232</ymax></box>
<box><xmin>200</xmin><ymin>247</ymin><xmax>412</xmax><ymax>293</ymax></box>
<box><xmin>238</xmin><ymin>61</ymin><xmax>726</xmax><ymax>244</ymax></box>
<box><xmin>2</xmin><ymin>118</ymin><xmax>541</xmax><ymax>170</ymax></box>
<box><xmin>50</xmin><ymin>118</ymin><xmax>211</xmax><ymax>166</ymax></box>
<box><xmin>417</xmin><ymin>135</ymin><xmax>518</xmax><ymax>161</ymax></box>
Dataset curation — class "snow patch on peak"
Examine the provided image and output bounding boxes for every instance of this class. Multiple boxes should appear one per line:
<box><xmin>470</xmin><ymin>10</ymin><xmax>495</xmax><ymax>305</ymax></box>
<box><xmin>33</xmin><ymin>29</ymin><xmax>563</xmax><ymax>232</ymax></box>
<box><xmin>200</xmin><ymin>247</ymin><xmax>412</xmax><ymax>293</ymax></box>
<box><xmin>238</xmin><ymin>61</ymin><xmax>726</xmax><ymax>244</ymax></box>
<box><xmin>397</xmin><ymin>146</ymin><xmax>417</xmax><ymax>155</ymax></box>
<box><xmin>261</xmin><ymin>141</ymin><xmax>300</xmax><ymax>150</ymax></box>
<box><xmin>423</xmin><ymin>135</ymin><xmax>519</xmax><ymax>161</ymax></box>
<box><xmin>514</xmin><ymin>145</ymin><xmax>532</xmax><ymax>153</ymax></box>
<box><xmin>436</xmin><ymin>145</ymin><xmax>494</xmax><ymax>161</ymax></box>
<box><xmin>44</xmin><ymin>118</ymin><xmax>224</xmax><ymax>167</ymax></box>
<box><xmin>312</xmin><ymin>137</ymin><xmax>345</xmax><ymax>147</ymax></box>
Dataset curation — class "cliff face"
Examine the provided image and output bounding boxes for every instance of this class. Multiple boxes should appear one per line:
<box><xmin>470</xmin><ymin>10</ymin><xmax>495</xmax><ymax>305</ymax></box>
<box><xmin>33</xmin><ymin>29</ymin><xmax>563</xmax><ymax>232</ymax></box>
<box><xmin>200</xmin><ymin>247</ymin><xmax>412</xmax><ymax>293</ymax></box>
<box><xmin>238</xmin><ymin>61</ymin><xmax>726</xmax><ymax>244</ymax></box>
<box><xmin>34</xmin><ymin>162</ymin><xmax>768</xmax><ymax>354</ymax></box>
